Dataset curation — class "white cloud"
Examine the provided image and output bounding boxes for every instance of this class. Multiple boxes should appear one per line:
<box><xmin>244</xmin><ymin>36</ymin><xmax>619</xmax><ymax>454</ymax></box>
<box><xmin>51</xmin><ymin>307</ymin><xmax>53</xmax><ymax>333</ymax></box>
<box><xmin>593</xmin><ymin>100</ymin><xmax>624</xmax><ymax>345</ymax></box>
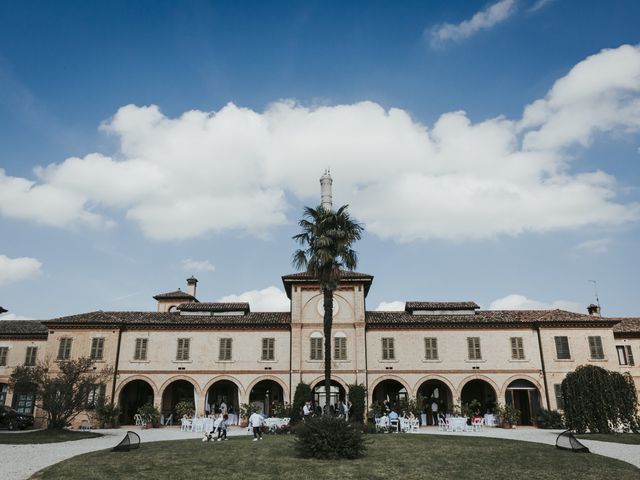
<box><xmin>218</xmin><ymin>286</ymin><xmax>289</xmax><ymax>312</ymax></box>
<box><xmin>528</xmin><ymin>0</ymin><xmax>555</xmax><ymax>13</ymax></box>
<box><xmin>1</xmin><ymin>45</ymin><xmax>639</xmax><ymax>242</ymax></box>
<box><xmin>375</xmin><ymin>301</ymin><xmax>406</xmax><ymax>311</ymax></box>
<box><xmin>0</xmin><ymin>313</ymin><xmax>34</xmax><ymax>320</ymax></box>
<box><xmin>428</xmin><ymin>0</ymin><xmax>516</xmax><ymax>47</ymax></box>
<box><xmin>490</xmin><ymin>294</ymin><xmax>582</xmax><ymax>312</ymax></box>
<box><xmin>181</xmin><ymin>258</ymin><xmax>216</xmax><ymax>273</ymax></box>
<box><xmin>0</xmin><ymin>254</ymin><xmax>42</xmax><ymax>287</ymax></box>
<box><xmin>575</xmin><ymin>238</ymin><xmax>611</xmax><ymax>254</ymax></box>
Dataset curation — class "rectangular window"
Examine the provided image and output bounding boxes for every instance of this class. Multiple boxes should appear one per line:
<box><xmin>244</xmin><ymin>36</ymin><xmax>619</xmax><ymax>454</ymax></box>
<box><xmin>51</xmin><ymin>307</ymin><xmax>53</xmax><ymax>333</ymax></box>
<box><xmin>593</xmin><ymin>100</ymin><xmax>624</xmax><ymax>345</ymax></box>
<box><xmin>554</xmin><ymin>336</ymin><xmax>571</xmax><ymax>360</ymax></box>
<box><xmin>134</xmin><ymin>338</ymin><xmax>148</xmax><ymax>361</ymax></box>
<box><xmin>510</xmin><ymin>337</ymin><xmax>525</xmax><ymax>360</ymax></box>
<box><xmin>90</xmin><ymin>338</ymin><xmax>104</xmax><ymax>360</ymax></box>
<box><xmin>0</xmin><ymin>347</ymin><xmax>8</xmax><ymax>366</ymax></box>
<box><xmin>261</xmin><ymin>338</ymin><xmax>275</xmax><ymax>361</ymax></box>
<box><xmin>588</xmin><ymin>336</ymin><xmax>604</xmax><ymax>360</ymax></box>
<box><xmin>219</xmin><ymin>338</ymin><xmax>232</xmax><ymax>361</ymax></box>
<box><xmin>382</xmin><ymin>338</ymin><xmax>395</xmax><ymax>360</ymax></box>
<box><xmin>86</xmin><ymin>384</ymin><xmax>106</xmax><ymax>408</ymax></box>
<box><xmin>424</xmin><ymin>338</ymin><xmax>438</xmax><ymax>360</ymax></box>
<box><xmin>467</xmin><ymin>337</ymin><xmax>482</xmax><ymax>360</ymax></box>
<box><xmin>617</xmin><ymin>345</ymin><xmax>635</xmax><ymax>366</ymax></box>
<box><xmin>57</xmin><ymin>338</ymin><xmax>72</xmax><ymax>360</ymax></box>
<box><xmin>334</xmin><ymin>337</ymin><xmax>347</xmax><ymax>360</ymax></box>
<box><xmin>177</xmin><ymin>338</ymin><xmax>190</xmax><ymax>361</ymax></box>
<box><xmin>310</xmin><ymin>337</ymin><xmax>323</xmax><ymax>360</ymax></box>
<box><xmin>24</xmin><ymin>347</ymin><xmax>38</xmax><ymax>366</ymax></box>
<box><xmin>554</xmin><ymin>384</ymin><xmax>564</xmax><ymax>410</ymax></box>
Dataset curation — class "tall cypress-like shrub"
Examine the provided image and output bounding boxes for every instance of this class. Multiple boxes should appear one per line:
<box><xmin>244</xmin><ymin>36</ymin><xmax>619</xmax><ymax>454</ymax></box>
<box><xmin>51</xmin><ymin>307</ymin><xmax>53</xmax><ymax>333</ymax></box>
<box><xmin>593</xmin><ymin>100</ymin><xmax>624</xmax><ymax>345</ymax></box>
<box><xmin>347</xmin><ymin>384</ymin><xmax>366</xmax><ymax>423</ymax></box>
<box><xmin>562</xmin><ymin>365</ymin><xmax>639</xmax><ymax>433</ymax></box>
<box><xmin>291</xmin><ymin>382</ymin><xmax>312</xmax><ymax>424</ymax></box>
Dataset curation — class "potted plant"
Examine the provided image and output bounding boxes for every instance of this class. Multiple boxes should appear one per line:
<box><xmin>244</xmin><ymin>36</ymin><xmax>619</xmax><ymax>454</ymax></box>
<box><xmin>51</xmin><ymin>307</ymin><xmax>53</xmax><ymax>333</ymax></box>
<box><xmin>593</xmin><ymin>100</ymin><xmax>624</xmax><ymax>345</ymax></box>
<box><xmin>497</xmin><ymin>404</ymin><xmax>521</xmax><ymax>429</ymax></box>
<box><xmin>137</xmin><ymin>403</ymin><xmax>161</xmax><ymax>428</ymax></box>
<box><xmin>174</xmin><ymin>400</ymin><xmax>195</xmax><ymax>420</ymax></box>
<box><xmin>239</xmin><ymin>403</ymin><xmax>259</xmax><ymax>427</ymax></box>
<box><xmin>95</xmin><ymin>402</ymin><xmax>120</xmax><ymax>429</ymax></box>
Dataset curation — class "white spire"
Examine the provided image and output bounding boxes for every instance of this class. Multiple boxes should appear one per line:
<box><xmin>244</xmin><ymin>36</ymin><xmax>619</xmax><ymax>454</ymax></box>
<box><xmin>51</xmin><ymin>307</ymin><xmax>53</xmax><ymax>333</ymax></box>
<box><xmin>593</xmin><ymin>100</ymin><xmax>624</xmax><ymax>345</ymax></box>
<box><xmin>320</xmin><ymin>169</ymin><xmax>333</xmax><ymax>210</ymax></box>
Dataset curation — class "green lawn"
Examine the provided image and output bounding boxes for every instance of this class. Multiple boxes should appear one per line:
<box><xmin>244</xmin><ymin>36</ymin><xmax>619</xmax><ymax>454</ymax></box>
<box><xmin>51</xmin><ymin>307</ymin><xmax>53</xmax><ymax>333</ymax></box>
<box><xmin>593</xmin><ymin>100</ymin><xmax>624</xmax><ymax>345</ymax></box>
<box><xmin>0</xmin><ymin>429</ymin><xmax>102</xmax><ymax>444</ymax></box>
<box><xmin>32</xmin><ymin>434</ymin><xmax>638</xmax><ymax>479</ymax></box>
<box><xmin>575</xmin><ymin>433</ymin><xmax>640</xmax><ymax>445</ymax></box>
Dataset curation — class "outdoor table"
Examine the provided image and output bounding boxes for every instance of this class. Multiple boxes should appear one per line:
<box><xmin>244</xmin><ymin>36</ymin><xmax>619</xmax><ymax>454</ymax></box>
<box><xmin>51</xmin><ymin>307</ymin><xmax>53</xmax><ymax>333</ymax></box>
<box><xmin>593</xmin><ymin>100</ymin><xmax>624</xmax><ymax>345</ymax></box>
<box><xmin>483</xmin><ymin>414</ymin><xmax>497</xmax><ymax>427</ymax></box>
<box><xmin>449</xmin><ymin>416</ymin><xmax>468</xmax><ymax>431</ymax></box>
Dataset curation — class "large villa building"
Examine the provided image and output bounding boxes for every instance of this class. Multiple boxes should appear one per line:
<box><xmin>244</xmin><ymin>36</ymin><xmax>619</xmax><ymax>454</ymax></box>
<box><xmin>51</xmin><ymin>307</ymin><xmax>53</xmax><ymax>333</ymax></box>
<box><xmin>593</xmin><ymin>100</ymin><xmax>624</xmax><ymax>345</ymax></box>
<box><xmin>1</xmin><ymin>175</ymin><xmax>639</xmax><ymax>427</ymax></box>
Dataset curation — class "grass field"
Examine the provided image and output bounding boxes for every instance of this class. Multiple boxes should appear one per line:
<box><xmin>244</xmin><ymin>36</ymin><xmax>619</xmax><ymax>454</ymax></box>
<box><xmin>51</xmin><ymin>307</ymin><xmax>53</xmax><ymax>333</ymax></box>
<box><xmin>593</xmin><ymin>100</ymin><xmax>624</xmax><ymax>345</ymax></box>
<box><xmin>0</xmin><ymin>429</ymin><xmax>102</xmax><ymax>444</ymax></box>
<box><xmin>32</xmin><ymin>434</ymin><xmax>638</xmax><ymax>479</ymax></box>
<box><xmin>575</xmin><ymin>433</ymin><xmax>640</xmax><ymax>445</ymax></box>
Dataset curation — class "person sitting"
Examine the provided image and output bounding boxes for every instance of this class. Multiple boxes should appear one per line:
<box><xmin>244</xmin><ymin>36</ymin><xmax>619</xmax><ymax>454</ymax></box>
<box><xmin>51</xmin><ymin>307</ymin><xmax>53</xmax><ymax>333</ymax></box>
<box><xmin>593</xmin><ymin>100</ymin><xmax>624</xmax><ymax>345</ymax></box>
<box><xmin>472</xmin><ymin>410</ymin><xmax>483</xmax><ymax>423</ymax></box>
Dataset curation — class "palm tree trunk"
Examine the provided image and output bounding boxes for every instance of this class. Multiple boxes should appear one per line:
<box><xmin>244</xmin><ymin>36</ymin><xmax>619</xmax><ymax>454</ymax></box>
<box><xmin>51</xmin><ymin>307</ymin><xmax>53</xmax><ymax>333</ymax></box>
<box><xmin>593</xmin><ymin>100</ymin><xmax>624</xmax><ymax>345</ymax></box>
<box><xmin>323</xmin><ymin>288</ymin><xmax>333</xmax><ymax>414</ymax></box>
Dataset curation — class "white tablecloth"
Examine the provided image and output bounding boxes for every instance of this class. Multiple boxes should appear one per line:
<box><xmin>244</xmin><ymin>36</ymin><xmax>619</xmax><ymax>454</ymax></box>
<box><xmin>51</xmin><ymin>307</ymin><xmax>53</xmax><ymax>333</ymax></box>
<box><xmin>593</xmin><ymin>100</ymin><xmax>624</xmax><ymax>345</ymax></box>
<box><xmin>483</xmin><ymin>414</ymin><xmax>497</xmax><ymax>427</ymax></box>
<box><xmin>448</xmin><ymin>417</ymin><xmax>468</xmax><ymax>431</ymax></box>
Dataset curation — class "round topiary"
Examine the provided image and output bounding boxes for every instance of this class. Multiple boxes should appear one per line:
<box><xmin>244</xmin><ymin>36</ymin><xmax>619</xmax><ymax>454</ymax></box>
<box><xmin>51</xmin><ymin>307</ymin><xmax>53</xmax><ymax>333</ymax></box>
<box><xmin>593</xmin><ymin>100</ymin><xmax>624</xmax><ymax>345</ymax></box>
<box><xmin>294</xmin><ymin>416</ymin><xmax>367</xmax><ymax>460</ymax></box>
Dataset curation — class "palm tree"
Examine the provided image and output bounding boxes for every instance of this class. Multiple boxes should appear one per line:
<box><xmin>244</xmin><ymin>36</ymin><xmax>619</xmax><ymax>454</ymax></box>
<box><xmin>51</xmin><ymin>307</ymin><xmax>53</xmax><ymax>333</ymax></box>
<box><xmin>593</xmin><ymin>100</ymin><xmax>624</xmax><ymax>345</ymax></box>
<box><xmin>292</xmin><ymin>204</ymin><xmax>364</xmax><ymax>412</ymax></box>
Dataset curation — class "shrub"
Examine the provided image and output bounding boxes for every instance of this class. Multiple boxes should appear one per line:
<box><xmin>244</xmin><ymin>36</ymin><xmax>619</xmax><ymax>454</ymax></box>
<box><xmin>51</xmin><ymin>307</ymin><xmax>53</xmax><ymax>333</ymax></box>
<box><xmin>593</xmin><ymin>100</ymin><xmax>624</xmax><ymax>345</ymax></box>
<box><xmin>496</xmin><ymin>404</ymin><xmax>521</xmax><ymax>426</ymax></box>
<box><xmin>562</xmin><ymin>365</ymin><xmax>640</xmax><ymax>433</ymax></box>
<box><xmin>536</xmin><ymin>408</ymin><xmax>564</xmax><ymax>429</ymax></box>
<box><xmin>137</xmin><ymin>403</ymin><xmax>160</xmax><ymax>426</ymax></box>
<box><xmin>291</xmin><ymin>382</ymin><xmax>312</xmax><ymax>424</ymax></box>
<box><xmin>239</xmin><ymin>403</ymin><xmax>260</xmax><ymax>420</ymax></box>
<box><xmin>95</xmin><ymin>401</ymin><xmax>120</xmax><ymax>428</ymax></box>
<box><xmin>347</xmin><ymin>384</ymin><xmax>366</xmax><ymax>423</ymax></box>
<box><xmin>272</xmin><ymin>401</ymin><xmax>292</xmax><ymax>418</ymax></box>
<box><xmin>294</xmin><ymin>416</ymin><xmax>366</xmax><ymax>460</ymax></box>
<box><xmin>175</xmin><ymin>401</ymin><xmax>195</xmax><ymax>419</ymax></box>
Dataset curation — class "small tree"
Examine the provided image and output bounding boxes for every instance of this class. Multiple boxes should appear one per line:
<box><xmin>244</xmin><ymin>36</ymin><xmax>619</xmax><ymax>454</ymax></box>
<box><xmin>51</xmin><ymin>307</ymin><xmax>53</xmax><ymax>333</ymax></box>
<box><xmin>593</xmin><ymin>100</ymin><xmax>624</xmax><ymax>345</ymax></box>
<box><xmin>347</xmin><ymin>384</ymin><xmax>366</xmax><ymax>423</ymax></box>
<box><xmin>291</xmin><ymin>382</ymin><xmax>312</xmax><ymax>424</ymax></box>
<box><xmin>174</xmin><ymin>400</ymin><xmax>195</xmax><ymax>419</ymax></box>
<box><xmin>10</xmin><ymin>357</ymin><xmax>112</xmax><ymax>429</ymax></box>
<box><xmin>562</xmin><ymin>365</ymin><xmax>640</xmax><ymax>433</ymax></box>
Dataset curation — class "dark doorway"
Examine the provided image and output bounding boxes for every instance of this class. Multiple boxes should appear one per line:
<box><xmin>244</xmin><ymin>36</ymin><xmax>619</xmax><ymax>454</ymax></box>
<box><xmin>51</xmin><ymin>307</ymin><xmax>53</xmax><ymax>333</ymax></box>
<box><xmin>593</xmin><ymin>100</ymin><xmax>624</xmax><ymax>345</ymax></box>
<box><xmin>505</xmin><ymin>379</ymin><xmax>540</xmax><ymax>425</ymax></box>
<box><xmin>312</xmin><ymin>380</ymin><xmax>346</xmax><ymax>413</ymax></box>
<box><xmin>206</xmin><ymin>380</ymin><xmax>240</xmax><ymax>415</ymax></box>
<box><xmin>161</xmin><ymin>380</ymin><xmax>195</xmax><ymax>417</ymax></box>
<box><xmin>249</xmin><ymin>380</ymin><xmax>284</xmax><ymax>416</ymax></box>
<box><xmin>119</xmin><ymin>380</ymin><xmax>154</xmax><ymax>424</ymax></box>
<box><xmin>460</xmin><ymin>379</ymin><xmax>497</xmax><ymax>414</ymax></box>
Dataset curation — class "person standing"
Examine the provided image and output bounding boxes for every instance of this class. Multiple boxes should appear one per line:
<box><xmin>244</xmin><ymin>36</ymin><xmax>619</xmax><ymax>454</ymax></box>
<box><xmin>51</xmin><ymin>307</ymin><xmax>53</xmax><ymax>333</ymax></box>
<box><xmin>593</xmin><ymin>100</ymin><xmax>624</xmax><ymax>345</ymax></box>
<box><xmin>249</xmin><ymin>411</ymin><xmax>264</xmax><ymax>441</ymax></box>
<box><xmin>431</xmin><ymin>400</ymin><xmax>439</xmax><ymax>426</ymax></box>
<box><xmin>302</xmin><ymin>401</ymin><xmax>311</xmax><ymax>420</ymax></box>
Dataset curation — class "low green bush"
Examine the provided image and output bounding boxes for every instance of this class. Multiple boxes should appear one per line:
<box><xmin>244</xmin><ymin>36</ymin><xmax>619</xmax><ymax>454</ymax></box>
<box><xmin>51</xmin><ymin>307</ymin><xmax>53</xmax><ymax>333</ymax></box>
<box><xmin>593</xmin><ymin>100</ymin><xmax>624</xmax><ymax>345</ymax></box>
<box><xmin>536</xmin><ymin>409</ymin><xmax>565</xmax><ymax>429</ymax></box>
<box><xmin>294</xmin><ymin>416</ymin><xmax>366</xmax><ymax>460</ymax></box>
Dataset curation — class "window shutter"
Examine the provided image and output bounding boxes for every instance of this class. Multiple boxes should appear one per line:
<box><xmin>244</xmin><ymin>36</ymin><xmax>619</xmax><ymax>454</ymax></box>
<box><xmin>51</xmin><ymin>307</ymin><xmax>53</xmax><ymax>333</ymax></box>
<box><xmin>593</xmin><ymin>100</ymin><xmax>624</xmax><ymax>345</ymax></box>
<box><xmin>626</xmin><ymin>346</ymin><xmax>635</xmax><ymax>366</ymax></box>
<box><xmin>510</xmin><ymin>337</ymin><xmax>517</xmax><ymax>359</ymax></box>
<box><xmin>0</xmin><ymin>347</ymin><xmax>8</xmax><ymax>366</ymax></box>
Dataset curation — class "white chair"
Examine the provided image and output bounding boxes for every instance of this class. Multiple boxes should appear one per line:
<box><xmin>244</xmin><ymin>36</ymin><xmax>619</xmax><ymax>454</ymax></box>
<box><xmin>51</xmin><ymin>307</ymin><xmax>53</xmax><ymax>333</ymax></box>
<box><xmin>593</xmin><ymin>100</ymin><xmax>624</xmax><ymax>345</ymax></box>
<box><xmin>400</xmin><ymin>418</ymin><xmax>411</xmax><ymax>433</ymax></box>
<box><xmin>134</xmin><ymin>414</ymin><xmax>143</xmax><ymax>427</ymax></box>
<box><xmin>80</xmin><ymin>419</ymin><xmax>91</xmax><ymax>431</ymax></box>
<box><xmin>389</xmin><ymin>418</ymin><xmax>400</xmax><ymax>433</ymax></box>
<box><xmin>180</xmin><ymin>417</ymin><xmax>192</xmax><ymax>432</ymax></box>
<box><xmin>438</xmin><ymin>417</ymin><xmax>447</xmax><ymax>431</ymax></box>
<box><xmin>472</xmin><ymin>417</ymin><xmax>484</xmax><ymax>432</ymax></box>
<box><xmin>410</xmin><ymin>419</ymin><xmax>420</xmax><ymax>433</ymax></box>
<box><xmin>163</xmin><ymin>414</ymin><xmax>173</xmax><ymax>426</ymax></box>
<box><xmin>376</xmin><ymin>417</ymin><xmax>390</xmax><ymax>433</ymax></box>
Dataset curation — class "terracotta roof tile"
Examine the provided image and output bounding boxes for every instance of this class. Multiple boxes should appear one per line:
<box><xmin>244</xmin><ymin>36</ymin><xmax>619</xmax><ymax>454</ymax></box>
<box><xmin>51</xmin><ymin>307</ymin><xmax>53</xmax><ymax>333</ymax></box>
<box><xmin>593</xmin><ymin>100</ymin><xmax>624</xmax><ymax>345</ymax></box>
<box><xmin>405</xmin><ymin>301</ymin><xmax>480</xmax><ymax>312</ymax></box>
<box><xmin>0</xmin><ymin>320</ymin><xmax>48</xmax><ymax>337</ymax></box>
<box><xmin>613</xmin><ymin>317</ymin><xmax>640</xmax><ymax>336</ymax></box>
<box><xmin>152</xmin><ymin>289</ymin><xmax>197</xmax><ymax>301</ymax></box>
<box><xmin>177</xmin><ymin>302</ymin><xmax>250</xmax><ymax>313</ymax></box>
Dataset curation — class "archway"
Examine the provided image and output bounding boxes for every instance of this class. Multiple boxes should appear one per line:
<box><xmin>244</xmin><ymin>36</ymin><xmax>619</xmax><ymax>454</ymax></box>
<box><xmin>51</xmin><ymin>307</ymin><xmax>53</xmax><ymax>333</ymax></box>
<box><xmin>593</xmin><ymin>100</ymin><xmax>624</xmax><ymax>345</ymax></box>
<box><xmin>505</xmin><ymin>379</ymin><xmax>541</xmax><ymax>425</ymax></box>
<box><xmin>249</xmin><ymin>380</ymin><xmax>284</xmax><ymax>416</ymax></box>
<box><xmin>417</xmin><ymin>379</ymin><xmax>454</xmax><ymax>425</ymax></box>
<box><xmin>460</xmin><ymin>379</ymin><xmax>497</xmax><ymax>415</ymax></box>
<box><xmin>0</xmin><ymin>383</ymin><xmax>8</xmax><ymax>407</ymax></box>
<box><xmin>371</xmin><ymin>379</ymin><xmax>408</xmax><ymax>411</ymax></box>
<box><xmin>311</xmin><ymin>380</ymin><xmax>346</xmax><ymax>413</ymax></box>
<box><xmin>206</xmin><ymin>380</ymin><xmax>240</xmax><ymax>416</ymax></box>
<box><xmin>119</xmin><ymin>380</ymin><xmax>154</xmax><ymax>424</ymax></box>
<box><xmin>161</xmin><ymin>380</ymin><xmax>195</xmax><ymax>417</ymax></box>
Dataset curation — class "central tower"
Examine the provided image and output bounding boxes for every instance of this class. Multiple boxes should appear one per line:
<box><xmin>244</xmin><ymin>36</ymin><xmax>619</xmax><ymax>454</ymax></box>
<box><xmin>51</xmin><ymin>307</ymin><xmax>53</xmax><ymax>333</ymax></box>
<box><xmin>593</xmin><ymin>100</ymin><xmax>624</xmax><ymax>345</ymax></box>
<box><xmin>320</xmin><ymin>170</ymin><xmax>333</xmax><ymax>210</ymax></box>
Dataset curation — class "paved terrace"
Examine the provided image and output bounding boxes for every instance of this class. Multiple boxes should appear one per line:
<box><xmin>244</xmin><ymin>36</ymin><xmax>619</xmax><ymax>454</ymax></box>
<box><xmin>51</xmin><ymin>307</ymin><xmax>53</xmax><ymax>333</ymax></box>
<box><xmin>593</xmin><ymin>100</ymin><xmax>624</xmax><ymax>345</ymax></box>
<box><xmin>1</xmin><ymin>426</ymin><xmax>638</xmax><ymax>480</ymax></box>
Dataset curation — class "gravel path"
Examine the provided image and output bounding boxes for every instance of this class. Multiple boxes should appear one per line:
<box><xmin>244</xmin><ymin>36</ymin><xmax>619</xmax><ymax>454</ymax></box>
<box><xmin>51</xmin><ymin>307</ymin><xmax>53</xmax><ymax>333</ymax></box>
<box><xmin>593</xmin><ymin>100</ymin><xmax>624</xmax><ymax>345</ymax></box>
<box><xmin>418</xmin><ymin>426</ymin><xmax>640</xmax><ymax>469</ymax></box>
<box><xmin>1</xmin><ymin>426</ymin><xmax>637</xmax><ymax>479</ymax></box>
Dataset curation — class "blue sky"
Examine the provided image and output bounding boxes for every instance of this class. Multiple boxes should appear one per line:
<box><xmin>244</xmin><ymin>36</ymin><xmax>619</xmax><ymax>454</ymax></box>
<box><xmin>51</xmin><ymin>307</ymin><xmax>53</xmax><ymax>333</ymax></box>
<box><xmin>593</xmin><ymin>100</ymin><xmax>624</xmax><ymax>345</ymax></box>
<box><xmin>1</xmin><ymin>0</ymin><xmax>639</xmax><ymax>319</ymax></box>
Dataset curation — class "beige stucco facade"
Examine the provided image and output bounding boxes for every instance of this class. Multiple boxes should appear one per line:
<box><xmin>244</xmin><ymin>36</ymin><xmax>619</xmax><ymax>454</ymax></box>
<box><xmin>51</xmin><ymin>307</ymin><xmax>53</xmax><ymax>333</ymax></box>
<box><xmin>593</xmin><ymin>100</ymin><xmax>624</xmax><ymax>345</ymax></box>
<box><xmin>1</xmin><ymin>273</ymin><xmax>638</xmax><ymax>428</ymax></box>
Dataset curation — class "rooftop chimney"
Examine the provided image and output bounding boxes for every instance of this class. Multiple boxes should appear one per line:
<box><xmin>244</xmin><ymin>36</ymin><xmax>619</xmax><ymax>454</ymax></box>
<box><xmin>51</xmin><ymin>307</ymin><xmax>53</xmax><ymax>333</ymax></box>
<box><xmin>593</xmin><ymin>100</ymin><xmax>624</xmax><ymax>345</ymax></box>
<box><xmin>186</xmin><ymin>276</ymin><xmax>198</xmax><ymax>298</ymax></box>
<box><xmin>320</xmin><ymin>169</ymin><xmax>333</xmax><ymax>211</ymax></box>
<box><xmin>587</xmin><ymin>303</ymin><xmax>601</xmax><ymax>316</ymax></box>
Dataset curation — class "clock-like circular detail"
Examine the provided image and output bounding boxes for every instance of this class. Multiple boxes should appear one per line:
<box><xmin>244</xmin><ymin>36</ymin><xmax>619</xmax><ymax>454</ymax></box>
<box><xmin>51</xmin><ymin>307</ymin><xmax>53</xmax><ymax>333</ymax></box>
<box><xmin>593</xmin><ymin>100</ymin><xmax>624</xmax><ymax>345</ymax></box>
<box><xmin>317</xmin><ymin>298</ymin><xmax>339</xmax><ymax>317</ymax></box>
